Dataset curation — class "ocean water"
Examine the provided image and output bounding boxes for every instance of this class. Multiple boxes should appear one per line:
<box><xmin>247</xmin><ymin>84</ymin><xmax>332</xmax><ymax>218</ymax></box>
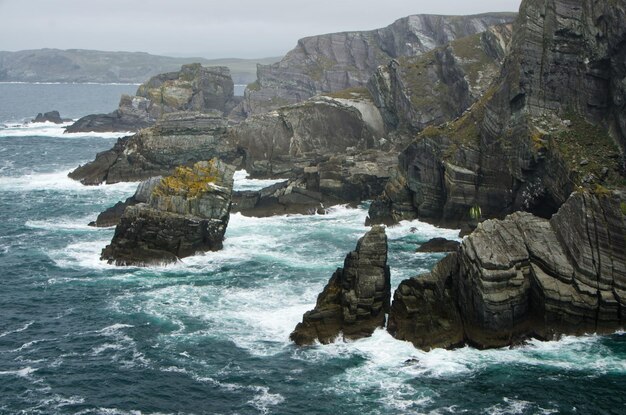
<box><xmin>0</xmin><ymin>84</ymin><xmax>625</xmax><ymax>415</ymax></box>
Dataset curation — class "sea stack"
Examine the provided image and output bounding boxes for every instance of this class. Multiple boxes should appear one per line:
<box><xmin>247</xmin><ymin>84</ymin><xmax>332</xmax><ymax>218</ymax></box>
<box><xmin>290</xmin><ymin>225</ymin><xmax>391</xmax><ymax>345</ymax></box>
<box><xmin>101</xmin><ymin>158</ymin><xmax>235</xmax><ymax>266</ymax></box>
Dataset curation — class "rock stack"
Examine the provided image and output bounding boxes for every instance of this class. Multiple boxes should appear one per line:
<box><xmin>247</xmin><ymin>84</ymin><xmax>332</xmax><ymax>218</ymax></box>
<box><xmin>101</xmin><ymin>158</ymin><xmax>235</xmax><ymax>266</ymax></box>
<box><xmin>290</xmin><ymin>225</ymin><xmax>391</xmax><ymax>345</ymax></box>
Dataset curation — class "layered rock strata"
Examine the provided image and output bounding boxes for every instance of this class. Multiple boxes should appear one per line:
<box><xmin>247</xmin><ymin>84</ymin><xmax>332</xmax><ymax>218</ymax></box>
<box><xmin>239</xmin><ymin>12</ymin><xmax>516</xmax><ymax>116</ymax></box>
<box><xmin>368</xmin><ymin>0</ymin><xmax>626</xmax><ymax>229</ymax></box>
<box><xmin>68</xmin><ymin>112</ymin><xmax>243</xmax><ymax>185</ymax></box>
<box><xmin>88</xmin><ymin>177</ymin><xmax>162</xmax><ymax>227</ymax></box>
<box><xmin>101</xmin><ymin>159</ymin><xmax>235</xmax><ymax>266</ymax></box>
<box><xmin>291</xmin><ymin>225</ymin><xmax>391</xmax><ymax>345</ymax></box>
<box><xmin>232</xmin><ymin>93</ymin><xmax>384</xmax><ymax>177</ymax></box>
<box><xmin>389</xmin><ymin>190</ymin><xmax>626</xmax><ymax>350</ymax></box>
<box><xmin>368</xmin><ymin>24</ymin><xmax>512</xmax><ymax>133</ymax></box>
<box><xmin>67</xmin><ymin>64</ymin><xmax>237</xmax><ymax>133</ymax></box>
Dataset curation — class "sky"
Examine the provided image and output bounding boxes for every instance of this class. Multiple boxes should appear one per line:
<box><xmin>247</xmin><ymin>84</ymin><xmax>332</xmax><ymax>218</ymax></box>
<box><xmin>0</xmin><ymin>0</ymin><xmax>522</xmax><ymax>59</ymax></box>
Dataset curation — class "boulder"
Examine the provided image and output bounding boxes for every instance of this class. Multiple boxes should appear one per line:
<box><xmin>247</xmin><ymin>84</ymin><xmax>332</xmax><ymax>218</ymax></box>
<box><xmin>101</xmin><ymin>159</ymin><xmax>235</xmax><ymax>266</ymax></box>
<box><xmin>389</xmin><ymin>190</ymin><xmax>626</xmax><ymax>350</ymax></box>
<box><xmin>291</xmin><ymin>225</ymin><xmax>391</xmax><ymax>345</ymax></box>
<box><xmin>416</xmin><ymin>237</ymin><xmax>460</xmax><ymax>253</ymax></box>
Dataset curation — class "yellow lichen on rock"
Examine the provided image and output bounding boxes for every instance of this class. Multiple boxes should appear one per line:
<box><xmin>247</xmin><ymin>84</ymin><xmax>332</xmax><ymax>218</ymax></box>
<box><xmin>153</xmin><ymin>160</ymin><xmax>220</xmax><ymax>199</ymax></box>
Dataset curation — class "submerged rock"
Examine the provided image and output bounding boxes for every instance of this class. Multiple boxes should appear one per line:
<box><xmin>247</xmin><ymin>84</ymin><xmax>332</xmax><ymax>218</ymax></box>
<box><xmin>291</xmin><ymin>225</ymin><xmax>391</xmax><ymax>345</ymax></box>
<box><xmin>389</xmin><ymin>190</ymin><xmax>626</xmax><ymax>350</ymax></box>
<box><xmin>66</xmin><ymin>64</ymin><xmax>238</xmax><ymax>133</ymax></box>
<box><xmin>101</xmin><ymin>159</ymin><xmax>235</xmax><ymax>266</ymax></box>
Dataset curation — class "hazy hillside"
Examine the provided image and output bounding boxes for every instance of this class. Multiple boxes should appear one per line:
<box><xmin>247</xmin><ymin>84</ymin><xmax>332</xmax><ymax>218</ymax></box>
<box><xmin>0</xmin><ymin>49</ymin><xmax>280</xmax><ymax>84</ymax></box>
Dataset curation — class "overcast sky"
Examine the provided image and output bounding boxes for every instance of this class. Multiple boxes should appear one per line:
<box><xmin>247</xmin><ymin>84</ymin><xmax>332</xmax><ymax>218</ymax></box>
<box><xmin>0</xmin><ymin>0</ymin><xmax>522</xmax><ymax>58</ymax></box>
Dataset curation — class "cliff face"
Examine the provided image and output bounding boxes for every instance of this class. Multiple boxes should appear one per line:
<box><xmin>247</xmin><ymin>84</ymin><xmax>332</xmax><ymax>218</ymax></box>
<box><xmin>238</xmin><ymin>12</ymin><xmax>517</xmax><ymax>117</ymax></box>
<box><xmin>66</xmin><ymin>64</ymin><xmax>238</xmax><ymax>133</ymax></box>
<box><xmin>389</xmin><ymin>190</ymin><xmax>626</xmax><ymax>349</ymax></box>
<box><xmin>369</xmin><ymin>0</ymin><xmax>626</xmax><ymax>228</ymax></box>
<box><xmin>368</xmin><ymin>24</ymin><xmax>512</xmax><ymax>133</ymax></box>
<box><xmin>101</xmin><ymin>159</ymin><xmax>235</xmax><ymax>266</ymax></box>
<box><xmin>291</xmin><ymin>225</ymin><xmax>391</xmax><ymax>345</ymax></box>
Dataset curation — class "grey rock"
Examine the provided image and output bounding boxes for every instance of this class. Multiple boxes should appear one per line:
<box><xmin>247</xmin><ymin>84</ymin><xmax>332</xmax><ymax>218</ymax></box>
<box><xmin>32</xmin><ymin>110</ymin><xmax>71</xmax><ymax>124</ymax></box>
<box><xmin>66</xmin><ymin>64</ymin><xmax>237</xmax><ymax>133</ymax></box>
<box><xmin>416</xmin><ymin>237</ymin><xmax>460</xmax><ymax>253</ymax></box>
<box><xmin>291</xmin><ymin>226</ymin><xmax>391</xmax><ymax>345</ymax></box>
<box><xmin>88</xmin><ymin>177</ymin><xmax>162</xmax><ymax>227</ymax></box>
<box><xmin>101</xmin><ymin>159</ymin><xmax>235</xmax><ymax>266</ymax></box>
<box><xmin>369</xmin><ymin>0</ymin><xmax>626</xmax><ymax>229</ymax></box>
<box><xmin>68</xmin><ymin>112</ymin><xmax>243</xmax><ymax>185</ymax></box>
<box><xmin>241</xmin><ymin>12</ymin><xmax>517</xmax><ymax>116</ymax></box>
<box><xmin>368</xmin><ymin>24</ymin><xmax>512</xmax><ymax>133</ymax></box>
<box><xmin>389</xmin><ymin>190</ymin><xmax>626</xmax><ymax>350</ymax></box>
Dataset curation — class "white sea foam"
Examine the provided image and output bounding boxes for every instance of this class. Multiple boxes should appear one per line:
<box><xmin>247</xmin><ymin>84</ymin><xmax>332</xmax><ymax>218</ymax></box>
<box><xmin>247</xmin><ymin>386</ymin><xmax>285</xmax><ymax>414</ymax></box>
<box><xmin>0</xmin><ymin>169</ymin><xmax>138</xmax><ymax>194</ymax></box>
<box><xmin>0</xmin><ymin>321</ymin><xmax>34</xmax><ymax>338</ymax></box>
<box><xmin>384</xmin><ymin>217</ymin><xmax>460</xmax><ymax>241</ymax></box>
<box><xmin>0</xmin><ymin>367</ymin><xmax>38</xmax><ymax>377</ymax></box>
<box><xmin>0</xmin><ymin>121</ymin><xmax>131</xmax><ymax>138</ymax></box>
<box><xmin>233</xmin><ymin>169</ymin><xmax>285</xmax><ymax>192</ymax></box>
<box><xmin>26</xmin><ymin>216</ymin><xmax>104</xmax><ymax>232</ymax></box>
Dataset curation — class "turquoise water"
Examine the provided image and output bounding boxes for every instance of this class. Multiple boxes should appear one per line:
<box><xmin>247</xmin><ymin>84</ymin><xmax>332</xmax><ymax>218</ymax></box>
<box><xmin>0</xmin><ymin>84</ymin><xmax>625</xmax><ymax>414</ymax></box>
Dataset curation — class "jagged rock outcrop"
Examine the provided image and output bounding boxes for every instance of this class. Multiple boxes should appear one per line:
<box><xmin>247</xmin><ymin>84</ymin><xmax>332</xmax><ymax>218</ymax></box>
<box><xmin>232</xmin><ymin>150</ymin><xmax>396</xmax><ymax>216</ymax></box>
<box><xmin>66</xmin><ymin>64</ymin><xmax>238</xmax><ymax>133</ymax></box>
<box><xmin>389</xmin><ymin>190</ymin><xmax>626</xmax><ymax>350</ymax></box>
<box><xmin>88</xmin><ymin>177</ymin><xmax>162</xmax><ymax>227</ymax></box>
<box><xmin>68</xmin><ymin>112</ymin><xmax>243</xmax><ymax>185</ymax></box>
<box><xmin>232</xmin><ymin>92</ymin><xmax>384</xmax><ymax>177</ymax></box>
<box><xmin>291</xmin><ymin>225</ymin><xmax>391</xmax><ymax>345</ymax></box>
<box><xmin>32</xmin><ymin>110</ymin><xmax>70</xmax><ymax>124</ymax></box>
<box><xmin>368</xmin><ymin>24</ymin><xmax>512</xmax><ymax>133</ymax></box>
<box><xmin>238</xmin><ymin>12</ymin><xmax>516</xmax><ymax>117</ymax></box>
<box><xmin>368</xmin><ymin>0</ymin><xmax>626</xmax><ymax>228</ymax></box>
<box><xmin>101</xmin><ymin>159</ymin><xmax>235</xmax><ymax>266</ymax></box>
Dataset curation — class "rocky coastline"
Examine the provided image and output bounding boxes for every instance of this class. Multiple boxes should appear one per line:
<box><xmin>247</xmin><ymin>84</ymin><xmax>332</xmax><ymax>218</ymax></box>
<box><xmin>68</xmin><ymin>0</ymin><xmax>626</xmax><ymax>351</ymax></box>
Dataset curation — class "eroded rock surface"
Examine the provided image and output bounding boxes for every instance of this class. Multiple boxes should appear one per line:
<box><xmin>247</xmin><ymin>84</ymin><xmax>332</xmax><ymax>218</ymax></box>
<box><xmin>239</xmin><ymin>13</ymin><xmax>516</xmax><ymax>117</ymax></box>
<box><xmin>389</xmin><ymin>191</ymin><xmax>626</xmax><ymax>350</ymax></box>
<box><xmin>368</xmin><ymin>0</ymin><xmax>626</xmax><ymax>229</ymax></box>
<box><xmin>66</xmin><ymin>64</ymin><xmax>237</xmax><ymax>133</ymax></box>
<box><xmin>69</xmin><ymin>112</ymin><xmax>243</xmax><ymax>185</ymax></box>
<box><xmin>291</xmin><ymin>225</ymin><xmax>391</xmax><ymax>345</ymax></box>
<box><xmin>101</xmin><ymin>159</ymin><xmax>235</xmax><ymax>266</ymax></box>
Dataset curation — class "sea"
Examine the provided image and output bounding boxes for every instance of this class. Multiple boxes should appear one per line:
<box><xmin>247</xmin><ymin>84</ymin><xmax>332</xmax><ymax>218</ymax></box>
<box><xmin>0</xmin><ymin>82</ymin><xmax>624</xmax><ymax>414</ymax></box>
